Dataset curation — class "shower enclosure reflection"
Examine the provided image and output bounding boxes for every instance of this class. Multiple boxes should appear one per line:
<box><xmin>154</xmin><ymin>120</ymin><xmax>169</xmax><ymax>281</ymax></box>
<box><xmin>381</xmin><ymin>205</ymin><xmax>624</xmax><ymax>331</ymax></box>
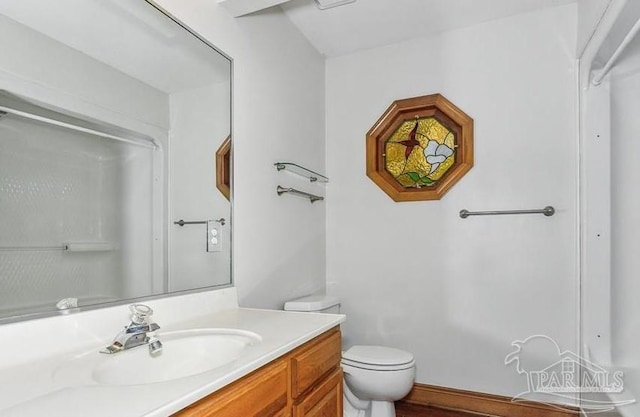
<box><xmin>0</xmin><ymin>0</ymin><xmax>232</xmax><ymax>322</ymax></box>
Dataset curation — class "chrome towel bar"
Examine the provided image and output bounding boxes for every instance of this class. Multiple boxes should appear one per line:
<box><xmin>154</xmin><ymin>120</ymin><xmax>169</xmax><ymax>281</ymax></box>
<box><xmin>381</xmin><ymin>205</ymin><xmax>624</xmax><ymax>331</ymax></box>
<box><xmin>459</xmin><ymin>206</ymin><xmax>555</xmax><ymax>219</ymax></box>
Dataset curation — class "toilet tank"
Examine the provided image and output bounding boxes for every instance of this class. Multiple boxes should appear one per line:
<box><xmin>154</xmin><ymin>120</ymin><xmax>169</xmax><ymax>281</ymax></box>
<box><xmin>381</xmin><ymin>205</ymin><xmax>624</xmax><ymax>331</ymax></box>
<box><xmin>284</xmin><ymin>294</ymin><xmax>341</xmax><ymax>314</ymax></box>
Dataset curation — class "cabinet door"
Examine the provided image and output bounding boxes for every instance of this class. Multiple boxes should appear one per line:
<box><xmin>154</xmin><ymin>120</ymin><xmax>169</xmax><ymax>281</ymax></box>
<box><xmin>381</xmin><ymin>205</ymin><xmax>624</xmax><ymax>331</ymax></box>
<box><xmin>291</xmin><ymin>329</ymin><xmax>342</xmax><ymax>399</ymax></box>
<box><xmin>174</xmin><ymin>360</ymin><xmax>289</xmax><ymax>417</ymax></box>
<box><xmin>293</xmin><ymin>369</ymin><xmax>343</xmax><ymax>417</ymax></box>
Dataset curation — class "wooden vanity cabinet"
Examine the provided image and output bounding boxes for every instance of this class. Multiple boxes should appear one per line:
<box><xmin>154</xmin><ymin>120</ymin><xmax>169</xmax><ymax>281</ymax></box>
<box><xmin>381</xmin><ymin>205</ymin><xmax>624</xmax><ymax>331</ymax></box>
<box><xmin>174</xmin><ymin>327</ymin><xmax>342</xmax><ymax>417</ymax></box>
<box><xmin>293</xmin><ymin>369</ymin><xmax>342</xmax><ymax>417</ymax></box>
<box><xmin>292</xmin><ymin>329</ymin><xmax>342</xmax><ymax>417</ymax></box>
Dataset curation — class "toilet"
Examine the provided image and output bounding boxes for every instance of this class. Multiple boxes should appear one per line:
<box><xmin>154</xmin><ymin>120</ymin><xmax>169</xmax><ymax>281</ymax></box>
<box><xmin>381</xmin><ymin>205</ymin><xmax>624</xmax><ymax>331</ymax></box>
<box><xmin>284</xmin><ymin>294</ymin><xmax>416</xmax><ymax>417</ymax></box>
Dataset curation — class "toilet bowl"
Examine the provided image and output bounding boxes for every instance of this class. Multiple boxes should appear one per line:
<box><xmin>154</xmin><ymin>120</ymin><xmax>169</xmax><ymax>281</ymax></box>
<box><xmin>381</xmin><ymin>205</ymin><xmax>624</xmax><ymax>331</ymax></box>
<box><xmin>284</xmin><ymin>295</ymin><xmax>416</xmax><ymax>417</ymax></box>
<box><xmin>341</xmin><ymin>345</ymin><xmax>416</xmax><ymax>417</ymax></box>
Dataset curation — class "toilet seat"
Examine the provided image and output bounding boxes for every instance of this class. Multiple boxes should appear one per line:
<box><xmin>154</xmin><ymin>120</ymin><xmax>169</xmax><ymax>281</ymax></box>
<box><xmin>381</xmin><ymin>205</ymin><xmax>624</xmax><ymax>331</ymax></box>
<box><xmin>342</xmin><ymin>358</ymin><xmax>415</xmax><ymax>371</ymax></box>
<box><xmin>342</xmin><ymin>345</ymin><xmax>415</xmax><ymax>371</ymax></box>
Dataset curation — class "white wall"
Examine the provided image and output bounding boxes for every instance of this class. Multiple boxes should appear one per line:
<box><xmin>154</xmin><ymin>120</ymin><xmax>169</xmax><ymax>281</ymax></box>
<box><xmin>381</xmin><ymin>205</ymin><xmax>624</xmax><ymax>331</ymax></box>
<box><xmin>154</xmin><ymin>0</ymin><xmax>327</xmax><ymax>308</ymax></box>
<box><xmin>325</xmin><ymin>5</ymin><xmax>578</xmax><ymax>397</ymax></box>
<box><xmin>169</xmin><ymin>82</ymin><xmax>231</xmax><ymax>291</ymax></box>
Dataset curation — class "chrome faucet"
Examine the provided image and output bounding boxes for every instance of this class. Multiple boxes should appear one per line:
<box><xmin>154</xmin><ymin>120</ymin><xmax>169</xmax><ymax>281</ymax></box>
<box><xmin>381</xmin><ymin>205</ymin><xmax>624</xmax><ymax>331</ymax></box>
<box><xmin>100</xmin><ymin>304</ymin><xmax>163</xmax><ymax>355</ymax></box>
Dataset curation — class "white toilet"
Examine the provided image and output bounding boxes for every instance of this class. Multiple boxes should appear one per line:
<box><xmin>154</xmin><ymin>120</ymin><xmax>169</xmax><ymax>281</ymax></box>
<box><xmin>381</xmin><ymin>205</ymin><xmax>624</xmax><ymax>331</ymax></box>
<box><xmin>284</xmin><ymin>295</ymin><xmax>416</xmax><ymax>417</ymax></box>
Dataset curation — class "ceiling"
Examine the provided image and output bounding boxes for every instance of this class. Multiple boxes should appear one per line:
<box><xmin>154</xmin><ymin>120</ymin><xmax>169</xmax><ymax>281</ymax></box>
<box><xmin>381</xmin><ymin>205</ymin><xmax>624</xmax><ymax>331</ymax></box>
<box><xmin>280</xmin><ymin>0</ymin><xmax>577</xmax><ymax>57</ymax></box>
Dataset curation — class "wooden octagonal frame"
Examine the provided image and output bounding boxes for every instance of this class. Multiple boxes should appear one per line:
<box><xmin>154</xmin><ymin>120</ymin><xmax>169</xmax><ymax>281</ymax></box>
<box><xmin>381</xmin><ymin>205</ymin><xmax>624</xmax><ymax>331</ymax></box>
<box><xmin>366</xmin><ymin>94</ymin><xmax>473</xmax><ymax>202</ymax></box>
<box><xmin>216</xmin><ymin>135</ymin><xmax>231</xmax><ymax>201</ymax></box>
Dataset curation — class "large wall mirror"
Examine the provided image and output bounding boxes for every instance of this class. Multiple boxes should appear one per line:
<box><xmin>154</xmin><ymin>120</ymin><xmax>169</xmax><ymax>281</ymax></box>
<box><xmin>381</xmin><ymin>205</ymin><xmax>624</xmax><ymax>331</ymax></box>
<box><xmin>0</xmin><ymin>0</ymin><xmax>232</xmax><ymax>322</ymax></box>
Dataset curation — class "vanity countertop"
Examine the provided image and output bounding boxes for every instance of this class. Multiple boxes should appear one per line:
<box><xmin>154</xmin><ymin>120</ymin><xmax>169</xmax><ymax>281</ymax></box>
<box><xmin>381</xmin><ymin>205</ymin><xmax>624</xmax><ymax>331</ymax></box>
<box><xmin>0</xmin><ymin>290</ymin><xmax>345</xmax><ymax>417</ymax></box>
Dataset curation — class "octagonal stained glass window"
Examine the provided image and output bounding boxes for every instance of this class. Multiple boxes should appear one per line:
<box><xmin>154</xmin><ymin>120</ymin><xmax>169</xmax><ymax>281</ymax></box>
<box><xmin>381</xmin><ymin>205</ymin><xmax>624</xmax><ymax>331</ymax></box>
<box><xmin>366</xmin><ymin>94</ymin><xmax>473</xmax><ymax>202</ymax></box>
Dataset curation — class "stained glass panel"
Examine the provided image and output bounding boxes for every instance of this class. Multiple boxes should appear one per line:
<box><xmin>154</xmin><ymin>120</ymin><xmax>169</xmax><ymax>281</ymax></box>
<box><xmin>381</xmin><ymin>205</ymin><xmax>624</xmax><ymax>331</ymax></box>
<box><xmin>384</xmin><ymin>117</ymin><xmax>456</xmax><ymax>188</ymax></box>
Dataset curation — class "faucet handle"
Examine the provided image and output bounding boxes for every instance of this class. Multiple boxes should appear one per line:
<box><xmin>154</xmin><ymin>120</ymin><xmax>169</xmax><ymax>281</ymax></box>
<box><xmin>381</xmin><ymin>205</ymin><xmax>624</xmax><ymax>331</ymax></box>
<box><xmin>129</xmin><ymin>304</ymin><xmax>153</xmax><ymax>324</ymax></box>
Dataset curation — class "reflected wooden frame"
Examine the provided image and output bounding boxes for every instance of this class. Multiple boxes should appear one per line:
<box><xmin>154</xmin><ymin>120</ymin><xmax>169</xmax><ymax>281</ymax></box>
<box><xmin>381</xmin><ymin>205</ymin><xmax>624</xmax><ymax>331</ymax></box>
<box><xmin>366</xmin><ymin>94</ymin><xmax>474</xmax><ymax>202</ymax></box>
<box><xmin>216</xmin><ymin>135</ymin><xmax>231</xmax><ymax>200</ymax></box>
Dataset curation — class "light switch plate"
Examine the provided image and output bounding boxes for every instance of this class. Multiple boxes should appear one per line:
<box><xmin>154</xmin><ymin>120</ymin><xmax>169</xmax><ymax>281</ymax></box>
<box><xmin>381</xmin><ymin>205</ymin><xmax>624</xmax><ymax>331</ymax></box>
<box><xmin>207</xmin><ymin>220</ymin><xmax>221</xmax><ymax>252</ymax></box>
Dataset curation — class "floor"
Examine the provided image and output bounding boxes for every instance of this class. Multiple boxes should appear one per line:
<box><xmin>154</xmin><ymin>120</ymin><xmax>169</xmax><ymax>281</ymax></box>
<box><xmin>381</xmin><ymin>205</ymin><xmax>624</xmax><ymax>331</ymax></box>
<box><xmin>395</xmin><ymin>403</ymin><xmax>483</xmax><ymax>417</ymax></box>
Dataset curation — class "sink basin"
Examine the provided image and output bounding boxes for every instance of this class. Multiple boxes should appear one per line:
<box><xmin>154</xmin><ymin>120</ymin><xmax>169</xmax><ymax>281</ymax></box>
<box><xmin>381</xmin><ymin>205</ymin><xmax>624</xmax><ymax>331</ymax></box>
<box><xmin>53</xmin><ymin>328</ymin><xmax>261</xmax><ymax>386</ymax></box>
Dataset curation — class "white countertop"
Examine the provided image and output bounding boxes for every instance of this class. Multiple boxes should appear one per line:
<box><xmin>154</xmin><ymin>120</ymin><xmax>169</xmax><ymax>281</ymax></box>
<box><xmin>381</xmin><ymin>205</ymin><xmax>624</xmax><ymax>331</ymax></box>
<box><xmin>0</xmin><ymin>289</ymin><xmax>345</xmax><ymax>417</ymax></box>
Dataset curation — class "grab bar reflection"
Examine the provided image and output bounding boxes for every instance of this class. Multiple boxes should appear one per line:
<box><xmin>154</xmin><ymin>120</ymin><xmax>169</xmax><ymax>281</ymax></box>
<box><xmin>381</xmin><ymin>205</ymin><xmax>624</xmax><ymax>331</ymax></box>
<box><xmin>459</xmin><ymin>206</ymin><xmax>555</xmax><ymax>219</ymax></box>
<box><xmin>0</xmin><ymin>242</ymin><xmax>115</xmax><ymax>252</ymax></box>
<box><xmin>174</xmin><ymin>218</ymin><xmax>226</xmax><ymax>226</ymax></box>
<box><xmin>0</xmin><ymin>245</ymin><xmax>66</xmax><ymax>252</ymax></box>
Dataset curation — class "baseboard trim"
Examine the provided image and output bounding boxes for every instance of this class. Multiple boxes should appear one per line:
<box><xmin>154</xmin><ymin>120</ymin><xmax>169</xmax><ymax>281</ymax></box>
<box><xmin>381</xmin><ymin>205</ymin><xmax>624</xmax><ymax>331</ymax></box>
<box><xmin>398</xmin><ymin>383</ymin><xmax>580</xmax><ymax>417</ymax></box>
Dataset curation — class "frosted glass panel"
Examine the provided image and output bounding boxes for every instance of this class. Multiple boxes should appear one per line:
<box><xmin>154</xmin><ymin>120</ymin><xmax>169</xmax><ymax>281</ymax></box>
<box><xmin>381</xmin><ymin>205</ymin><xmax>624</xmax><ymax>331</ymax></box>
<box><xmin>0</xmin><ymin>112</ymin><xmax>157</xmax><ymax>317</ymax></box>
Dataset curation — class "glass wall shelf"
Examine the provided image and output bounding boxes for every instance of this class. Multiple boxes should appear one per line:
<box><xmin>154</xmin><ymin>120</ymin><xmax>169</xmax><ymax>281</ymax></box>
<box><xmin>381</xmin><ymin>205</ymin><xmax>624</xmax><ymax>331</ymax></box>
<box><xmin>274</xmin><ymin>162</ymin><xmax>328</xmax><ymax>183</ymax></box>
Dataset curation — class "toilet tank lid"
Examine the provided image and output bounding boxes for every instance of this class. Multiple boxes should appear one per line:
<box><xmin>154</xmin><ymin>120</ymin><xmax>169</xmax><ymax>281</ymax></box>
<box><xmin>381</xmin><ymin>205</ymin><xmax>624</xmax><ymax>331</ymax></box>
<box><xmin>284</xmin><ymin>294</ymin><xmax>340</xmax><ymax>312</ymax></box>
<box><xmin>342</xmin><ymin>345</ymin><xmax>414</xmax><ymax>366</ymax></box>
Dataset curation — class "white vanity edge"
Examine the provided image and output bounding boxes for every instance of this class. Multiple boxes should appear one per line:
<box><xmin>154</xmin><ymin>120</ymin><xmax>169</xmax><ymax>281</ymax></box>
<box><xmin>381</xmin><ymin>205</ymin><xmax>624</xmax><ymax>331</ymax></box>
<box><xmin>0</xmin><ymin>288</ymin><xmax>346</xmax><ymax>417</ymax></box>
<box><xmin>0</xmin><ymin>287</ymin><xmax>240</xmax><ymax>369</ymax></box>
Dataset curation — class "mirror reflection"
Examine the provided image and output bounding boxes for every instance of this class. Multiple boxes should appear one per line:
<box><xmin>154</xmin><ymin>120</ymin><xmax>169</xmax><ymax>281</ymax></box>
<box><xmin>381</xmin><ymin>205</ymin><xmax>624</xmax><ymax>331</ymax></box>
<box><xmin>0</xmin><ymin>0</ymin><xmax>232</xmax><ymax>322</ymax></box>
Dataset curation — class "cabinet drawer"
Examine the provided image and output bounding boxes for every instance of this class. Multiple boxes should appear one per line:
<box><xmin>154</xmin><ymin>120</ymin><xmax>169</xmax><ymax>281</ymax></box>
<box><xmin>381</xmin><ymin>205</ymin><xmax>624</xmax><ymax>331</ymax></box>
<box><xmin>291</xmin><ymin>329</ymin><xmax>342</xmax><ymax>399</ymax></box>
<box><xmin>293</xmin><ymin>368</ymin><xmax>343</xmax><ymax>417</ymax></box>
<box><xmin>174</xmin><ymin>359</ymin><xmax>289</xmax><ymax>417</ymax></box>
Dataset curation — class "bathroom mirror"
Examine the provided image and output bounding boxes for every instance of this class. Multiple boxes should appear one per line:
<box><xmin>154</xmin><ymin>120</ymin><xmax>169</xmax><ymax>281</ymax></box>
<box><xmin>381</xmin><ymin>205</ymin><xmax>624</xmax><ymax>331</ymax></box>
<box><xmin>0</xmin><ymin>0</ymin><xmax>232</xmax><ymax>322</ymax></box>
